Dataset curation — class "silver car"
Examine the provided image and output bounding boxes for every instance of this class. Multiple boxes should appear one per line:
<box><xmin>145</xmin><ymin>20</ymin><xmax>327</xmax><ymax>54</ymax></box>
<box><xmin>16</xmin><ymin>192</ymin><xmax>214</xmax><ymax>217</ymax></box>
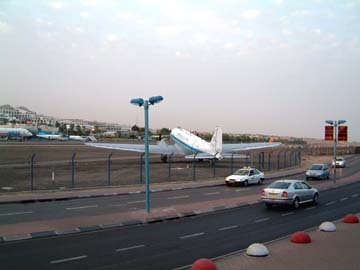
<box><xmin>305</xmin><ymin>164</ymin><xmax>330</xmax><ymax>180</ymax></box>
<box><xmin>261</xmin><ymin>180</ymin><xmax>319</xmax><ymax>209</ymax></box>
<box><xmin>332</xmin><ymin>157</ymin><xmax>346</xmax><ymax>168</ymax></box>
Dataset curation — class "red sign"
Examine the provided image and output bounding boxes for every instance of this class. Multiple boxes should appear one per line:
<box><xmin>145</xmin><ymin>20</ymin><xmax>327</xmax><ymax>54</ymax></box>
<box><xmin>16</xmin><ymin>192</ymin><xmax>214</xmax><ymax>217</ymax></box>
<box><xmin>338</xmin><ymin>126</ymin><xmax>348</xmax><ymax>141</ymax></box>
<box><xmin>325</xmin><ymin>126</ymin><xmax>333</xmax><ymax>141</ymax></box>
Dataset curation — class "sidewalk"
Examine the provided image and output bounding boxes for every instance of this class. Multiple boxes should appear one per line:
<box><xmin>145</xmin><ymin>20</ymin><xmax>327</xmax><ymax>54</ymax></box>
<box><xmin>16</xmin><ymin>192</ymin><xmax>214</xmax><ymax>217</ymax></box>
<box><xmin>216</xmin><ymin>216</ymin><xmax>360</xmax><ymax>270</ymax></box>
<box><xmin>0</xmin><ymin>155</ymin><xmax>358</xmax><ymax>242</ymax></box>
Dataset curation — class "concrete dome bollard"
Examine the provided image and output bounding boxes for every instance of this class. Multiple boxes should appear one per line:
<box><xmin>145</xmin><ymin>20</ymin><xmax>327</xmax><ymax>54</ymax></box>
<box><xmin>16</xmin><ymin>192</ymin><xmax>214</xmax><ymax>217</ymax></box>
<box><xmin>319</xmin><ymin>221</ymin><xmax>337</xmax><ymax>232</ymax></box>
<box><xmin>343</xmin><ymin>214</ymin><xmax>359</xmax><ymax>224</ymax></box>
<box><xmin>290</xmin><ymin>231</ymin><xmax>312</xmax><ymax>243</ymax></box>
<box><xmin>190</xmin><ymin>258</ymin><xmax>217</xmax><ymax>270</ymax></box>
<box><xmin>246</xmin><ymin>243</ymin><xmax>269</xmax><ymax>257</ymax></box>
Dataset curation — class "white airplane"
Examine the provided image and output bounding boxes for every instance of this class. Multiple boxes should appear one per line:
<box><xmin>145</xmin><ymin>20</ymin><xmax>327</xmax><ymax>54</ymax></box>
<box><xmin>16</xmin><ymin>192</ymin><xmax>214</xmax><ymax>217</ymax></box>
<box><xmin>86</xmin><ymin>127</ymin><xmax>281</xmax><ymax>162</ymax></box>
<box><xmin>68</xmin><ymin>135</ymin><xmax>97</xmax><ymax>142</ymax></box>
<box><xmin>0</xmin><ymin>127</ymin><xmax>33</xmax><ymax>139</ymax></box>
<box><xmin>36</xmin><ymin>133</ymin><xmax>68</xmax><ymax>141</ymax></box>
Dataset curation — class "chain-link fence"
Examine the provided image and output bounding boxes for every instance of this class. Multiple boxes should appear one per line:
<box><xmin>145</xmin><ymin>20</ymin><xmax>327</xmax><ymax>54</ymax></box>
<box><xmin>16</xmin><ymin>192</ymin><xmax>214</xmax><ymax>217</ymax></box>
<box><xmin>0</xmin><ymin>144</ymin><xmax>305</xmax><ymax>192</ymax></box>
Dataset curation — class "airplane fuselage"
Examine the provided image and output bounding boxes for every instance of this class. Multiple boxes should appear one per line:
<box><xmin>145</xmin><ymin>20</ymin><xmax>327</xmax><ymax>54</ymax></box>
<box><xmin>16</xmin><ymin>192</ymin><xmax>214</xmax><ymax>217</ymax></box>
<box><xmin>0</xmin><ymin>128</ymin><xmax>33</xmax><ymax>138</ymax></box>
<box><xmin>170</xmin><ymin>127</ymin><xmax>218</xmax><ymax>157</ymax></box>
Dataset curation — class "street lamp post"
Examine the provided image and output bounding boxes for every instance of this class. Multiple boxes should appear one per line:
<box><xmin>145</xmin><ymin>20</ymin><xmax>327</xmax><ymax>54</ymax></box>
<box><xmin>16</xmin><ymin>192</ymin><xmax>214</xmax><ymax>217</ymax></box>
<box><xmin>325</xmin><ymin>119</ymin><xmax>346</xmax><ymax>183</ymax></box>
<box><xmin>131</xmin><ymin>96</ymin><xmax>163</xmax><ymax>213</ymax></box>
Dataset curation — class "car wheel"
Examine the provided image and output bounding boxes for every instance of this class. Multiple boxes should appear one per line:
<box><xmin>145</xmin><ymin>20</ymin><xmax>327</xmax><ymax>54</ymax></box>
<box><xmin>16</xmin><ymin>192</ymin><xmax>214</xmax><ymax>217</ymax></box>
<box><xmin>312</xmin><ymin>193</ymin><xmax>319</xmax><ymax>205</ymax></box>
<box><xmin>265</xmin><ymin>203</ymin><xmax>272</xmax><ymax>209</ymax></box>
<box><xmin>293</xmin><ymin>197</ymin><xmax>300</xmax><ymax>209</ymax></box>
<box><xmin>243</xmin><ymin>180</ymin><xmax>248</xmax><ymax>187</ymax></box>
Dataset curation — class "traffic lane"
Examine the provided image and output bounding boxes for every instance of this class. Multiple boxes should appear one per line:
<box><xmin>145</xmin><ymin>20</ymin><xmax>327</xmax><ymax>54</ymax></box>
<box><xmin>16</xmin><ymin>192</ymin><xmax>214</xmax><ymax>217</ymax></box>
<box><xmin>0</xmin><ymin>182</ymin><xmax>359</xmax><ymax>270</ymax></box>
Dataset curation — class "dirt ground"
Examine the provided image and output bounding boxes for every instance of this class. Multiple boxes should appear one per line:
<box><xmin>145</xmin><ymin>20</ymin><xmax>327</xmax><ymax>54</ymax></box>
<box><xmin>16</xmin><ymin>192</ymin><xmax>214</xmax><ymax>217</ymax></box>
<box><xmin>0</xmin><ymin>141</ymin><xmax>301</xmax><ymax>192</ymax></box>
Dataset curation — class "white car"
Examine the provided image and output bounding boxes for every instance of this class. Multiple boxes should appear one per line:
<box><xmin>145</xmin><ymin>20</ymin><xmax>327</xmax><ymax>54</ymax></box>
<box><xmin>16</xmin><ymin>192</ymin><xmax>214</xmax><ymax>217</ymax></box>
<box><xmin>225</xmin><ymin>167</ymin><xmax>264</xmax><ymax>186</ymax></box>
<box><xmin>332</xmin><ymin>157</ymin><xmax>346</xmax><ymax>168</ymax></box>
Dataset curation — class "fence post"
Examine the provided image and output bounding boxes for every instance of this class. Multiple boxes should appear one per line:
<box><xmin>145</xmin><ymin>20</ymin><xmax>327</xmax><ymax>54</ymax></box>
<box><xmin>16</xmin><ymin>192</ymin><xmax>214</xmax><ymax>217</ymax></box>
<box><xmin>212</xmin><ymin>158</ymin><xmax>216</xmax><ymax>178</ymax></box>
<box><xmin>283</xmin><ymin>151</ymin><xmax>287</xmax><ymax>168</ymax></box>
<box><xmin>71</xmin><ymin>152</ymin><xmax>76</xmax><ymax>188</ymax></box>
<box><xmin>108</xmin><ymin>152</ymin><xmax>112</xmax><ymax>186</ymax></box>
<box><xmin>168</xmin><ymin>153</ymin><xmax>174</xmax><ymax>181</ymax></box>
<box><xmin>277</xmin><ymin>151</ymin><xmax>281</xmax><ymax>170</ymax></box>
<box><xmin>268</xmin><ymin>152</ymin><xmax>272</xmax><ymax>171</ymax></box>
<box><xmin>192</xmin><ymin>154</ymin><xmax>197</xmax><ymax>181</ymax></box>
<box><xmin>140</xmin><ymin>153</ymin><xmax>144</xmax><ymax>184</ymax></box>
<box><xmin>230</xmin><ymin>153</ymin><xmax>234</xmax><ymax>174</ymax></box>
<box><xmin>30</xmin><ymin>153</ymin><xmax>36</xmax><ymax>191</ymax></box>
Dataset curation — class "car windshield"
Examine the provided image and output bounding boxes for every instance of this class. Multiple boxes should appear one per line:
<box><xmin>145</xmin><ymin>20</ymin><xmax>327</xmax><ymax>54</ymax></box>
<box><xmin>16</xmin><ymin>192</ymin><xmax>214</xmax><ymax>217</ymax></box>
<box><xmin>309</xmin><ymin>165</ymin><xmax>323</xmax><ymax>170</ymax></box>
<box><xmin>336</xmin><ymin>158</ymin><xmax>344</xmax><ymax>161</ymax></box>
<box><xmin>233</xmin><ymin>169</ymin><xmax>249</xmax><ymax>176</ymax></box>
<box><xmin>267</xmin><ymin>182</ymin><xmax>291</xmax><ymax>189</ymax></box>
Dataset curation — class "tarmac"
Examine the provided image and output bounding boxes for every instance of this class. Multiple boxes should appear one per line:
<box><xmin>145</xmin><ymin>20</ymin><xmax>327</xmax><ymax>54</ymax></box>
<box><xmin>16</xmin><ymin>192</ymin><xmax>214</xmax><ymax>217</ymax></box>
<box><xmin>0</xmin><ymin>155</ymin><xmax>359</xmax><ymax>269</ymax></box>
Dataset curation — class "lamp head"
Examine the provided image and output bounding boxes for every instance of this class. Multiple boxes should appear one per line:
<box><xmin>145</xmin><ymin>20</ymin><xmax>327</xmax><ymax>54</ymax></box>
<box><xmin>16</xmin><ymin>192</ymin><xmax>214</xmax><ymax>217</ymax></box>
<box><xmin>325</xmin><ymin>120</ymin><xmax>334</xmax><ymax>125</ymax></box>
<box><xmin>149</xmin><ymin>96</ymin><xmax>163</xmax><ymax>105</ymax></box>
<box><xmin>338</xmin><ymin>120</ymin><xmax>346</xmax><ymax>125</ymax></box>
<box><xmin>130</xmin><ymin>98</ymin><xmax>144</xmax><ymax>107</ymax></box>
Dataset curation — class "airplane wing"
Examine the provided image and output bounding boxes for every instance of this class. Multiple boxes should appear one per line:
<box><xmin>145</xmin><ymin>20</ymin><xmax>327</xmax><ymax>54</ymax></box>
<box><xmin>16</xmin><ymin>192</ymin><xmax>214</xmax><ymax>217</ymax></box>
<box><xmin>85</xmin><ymin>141</ymin><xmax>179</xmax><ymax>155</ymax></box>
<box><xmin>185</xmin><ymin>153</ymin><xmax>249</xmax><ymax>159</ymax></box>
<box><xmin>222</xmin><ymin>142</ymin><xmax>282</xmax><ymax>152</ymax></box>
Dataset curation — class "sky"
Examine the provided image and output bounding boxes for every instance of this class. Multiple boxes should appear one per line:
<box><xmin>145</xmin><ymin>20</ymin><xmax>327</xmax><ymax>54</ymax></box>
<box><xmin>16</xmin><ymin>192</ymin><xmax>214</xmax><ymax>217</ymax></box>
<box><xmin>0</xmin><ymin>0</ymin><xmax>360</xmax><ymax>141</ymax></box>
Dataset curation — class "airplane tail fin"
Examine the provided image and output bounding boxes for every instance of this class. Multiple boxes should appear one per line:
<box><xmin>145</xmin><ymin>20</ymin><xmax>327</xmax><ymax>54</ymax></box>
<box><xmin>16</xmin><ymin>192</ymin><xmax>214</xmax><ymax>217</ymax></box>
<box><xmin>210</xmin><ymin>127</ymin><xmax>222</xmax><ymax>158</ymax></box>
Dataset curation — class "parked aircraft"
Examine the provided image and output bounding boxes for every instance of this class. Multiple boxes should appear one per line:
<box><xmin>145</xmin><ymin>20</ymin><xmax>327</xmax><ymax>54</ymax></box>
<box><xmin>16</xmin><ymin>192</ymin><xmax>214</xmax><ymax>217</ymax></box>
<box><xmin>68</xmin><ymin>135</ymin><xmax>97</xmax><ymax>142</ymax></box>
<box><xmin>36</xmin><ymin>133</ymin><xmax>68</xmax><ymax>141</ymax></box>
<box><xmin>86</xmin><ymin>127</ymin><xmax>281</xmax><ymax>162</ymax></box>
<box><xmin>0</xmin><ymin>127</ymin><xmax>33</xmax><ymax>139</ymax></box>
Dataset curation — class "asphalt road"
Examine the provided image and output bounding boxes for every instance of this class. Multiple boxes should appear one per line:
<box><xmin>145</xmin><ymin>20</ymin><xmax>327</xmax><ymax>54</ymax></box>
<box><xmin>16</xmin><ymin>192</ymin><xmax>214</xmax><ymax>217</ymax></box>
<box><xmin>0</xmin><ymin>180</ymin><xmax>359</xmax><ymax>270</ymax></box>
<box><xmin>0</xmin><ymin>155</ymin><xmax>359</xmax><ymax>225</ymax></box>
<box><xmin>1</xmin><ymin>155</ymin><xmax>359</xmax><ymax>225</ymax></box>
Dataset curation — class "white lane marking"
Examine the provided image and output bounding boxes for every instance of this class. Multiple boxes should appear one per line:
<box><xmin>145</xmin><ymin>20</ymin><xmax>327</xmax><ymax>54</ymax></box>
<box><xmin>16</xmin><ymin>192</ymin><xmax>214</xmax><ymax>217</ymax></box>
<box><xmin>352</xmin><ymin>194</ymin><xmax>359</xmax><ymax>198</ymax></box>
<box><xmin>50</xmin><ymin>255</ymin><xmax>88</xmax><ymax>264</ymax></box>
<box><xmin>0</xmin><ymin>211</ymin><xmax>33</xmax><ymax>216</ymax></box>
<box><xmin>179</xmin><ymin>232</ymin><xmax>205</xmax><ymax>239</ymax></box>
<box><xmin>204</xmin><ymin>192</ymin><xmax>220</xmax><ymax>196</ymax></box>
<box><xmin>65</xmin><ymin>205</ymin><xmax>98</xmax><ymax>210</ymax></box>
<box><xmin>281</xmin><ymin>212</ymin><xmax>294</xmax><ymax>217</ymax></box>
<box><xmin>168</xmin><ymin>195</ymin><xmax>190</xmax><ymax>200</ymax></box>
<box><xmin>326</xmin><ymin>201</ymin><xmax>336</xmax><ymax>206</ymax></box>
<box><xmin>305</xmin><ymin>206</ymin><xmax>316</xmax><ymax>211</ymax></box>
<box><xmin>109</xmin><ymin>203</ymin><xmax>125</xmax><ymax>207</ymax></box>
<box><xmin>255</xmin><ymin>217</ymin><xmax>270</xmax><ymax>223</ymax></box>
<box><xmin>340</xmin><ymin>197</ymin><xmax>348</xmax><ymax>202</ymax></box>
<box><xmin>127</xmin><ymin>200</ymin><xmax>145</xmax><ymax>204</ymax></box>
<box><xmin>115</xmin><ymin>245</ymin><xmax>145</xmax><ymax>252</ymax></box>
<box><xmin>235</xmin><ymin>188</ymin><xmax>250</xmax><ymax>192</ymax></box>
<box><xmin>218</xmin><ymin>225</ymin><xmax>238</xmax><ymax>231</ymax></box>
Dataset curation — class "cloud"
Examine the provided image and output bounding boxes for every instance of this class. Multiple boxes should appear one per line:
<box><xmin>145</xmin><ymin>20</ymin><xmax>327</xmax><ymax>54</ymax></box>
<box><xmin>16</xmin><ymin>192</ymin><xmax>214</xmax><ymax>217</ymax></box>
<box><xmin>117</xmin><ymin>12</ymin><xmax>145</xmax><ymax>24</ymax></box>
<box><xmin>290</xmin><ymin>10</ymin><xmax>313</xmax><ymax>17</ymax></box>
<box><xmin>282</xmin><ymin>29</ymin><xmax>291</xmax><ymax>36</ymax></box>
<box><xmin>0</xmin><ymin>20</ymin><xmax>10</xmax><ymax>32</ymax></box>
<box><xmin>274</xmin><ymin>0</ymin><xmax>283</xmax><ymax>5</ymax></box>
<box><xmin>49</xmin><ymin>2</ymin><xmax>64</xmax><ymax>9</ymax></box>
<box><xmin>157</xmin><ymin>25</ymin><xmax>182</xmax><ymax>37</ymax></box>
<box><xmin>224</xmin><ymin>42</ymin><xmax>234</xmax><ymax>49</ymax></box>
<box><xmin>242</xmin><ymin>9</ymin><xmax>260</xmax><ymax>20</ymax></box>
<box><xmin>80</xmin><ymin>11</ymin><xmax>89</xmax><ymax>18</ymax></box>
<box><xmin>311</xmin><ymin>28</ymin><xmax>321</xmax><ymax>35</ymax></box>
<box><xmin>81</xmin><ymin>0</ymin><xmax>99</xmax><ymax>7</ymax></box>
<box><xmin>106</xmin><ymin>33</ymin><xmax>119</xmax><ymax>42</ymax></box>
<box><xmin>175</xmin><ymin>51</ymin><xmax>191</xmax><ymax>59</ymax></box>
